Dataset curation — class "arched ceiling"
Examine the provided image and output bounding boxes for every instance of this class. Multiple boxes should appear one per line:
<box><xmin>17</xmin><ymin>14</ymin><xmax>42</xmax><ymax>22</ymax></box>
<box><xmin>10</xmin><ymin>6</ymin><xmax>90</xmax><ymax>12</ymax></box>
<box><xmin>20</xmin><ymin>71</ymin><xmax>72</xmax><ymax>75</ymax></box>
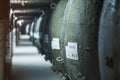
<box><xmin>10</xmin><ymin>0</ymin><xmax>56</xmax><ymax>20</ymax></box>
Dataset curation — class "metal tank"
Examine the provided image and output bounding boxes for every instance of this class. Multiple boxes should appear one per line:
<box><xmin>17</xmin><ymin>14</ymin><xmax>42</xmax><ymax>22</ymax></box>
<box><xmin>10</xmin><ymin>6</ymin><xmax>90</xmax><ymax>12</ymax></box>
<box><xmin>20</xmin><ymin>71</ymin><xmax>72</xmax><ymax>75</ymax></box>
<box><xmin>60</xmin><ymin>0</ymin><xmax>103</xmax><ymax>80</ymax></box>
<box><xmin>41</xmin><ymin>9</ymin><xmax>53</xmax><ymax>62</ymax></box>
<box><xmin>37</xmin><ymin>11</ymin><xmax>47</xmax><ymax>55</ymax></box>
<box><xmin>33</xmin><ymin>15</ymin><xmax>44</xmax><ymax>53</ymax></box>
<box><xmin>99</xmin><ymin>0</ymin><xmax>120</xmax><ymax>80</ymax></box>
<box><xmin>50</xmin><ymin>0</ymin><xmax>67</xmax><ymax>74</ymax></box>
<box><xmin>29</xmin><ymin>18</ymin><xmax>38</xmax><ymax>42</ymax></box>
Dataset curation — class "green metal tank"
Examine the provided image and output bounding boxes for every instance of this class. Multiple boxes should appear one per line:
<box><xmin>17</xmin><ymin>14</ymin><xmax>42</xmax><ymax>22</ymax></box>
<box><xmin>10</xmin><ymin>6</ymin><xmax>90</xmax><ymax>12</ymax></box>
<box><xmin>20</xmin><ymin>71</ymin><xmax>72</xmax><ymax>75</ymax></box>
<box><xmin>42</xmin><ymin>9</ymin><xmax>53</xmax><ymax>62</ymax></box>
<box><xmin>60</xmin><ymin>0</ymin><xmax>103</xmax><ymax>80</ymax></box>
<box><xmin>50</xmin><ymin>0</ymin><xmax>67</xmax><ymax>74</ymax></box>
<box><xmin>99</xmin><ymin>0</ymin><xmax>120</xmax><ymax>80</ymax></box>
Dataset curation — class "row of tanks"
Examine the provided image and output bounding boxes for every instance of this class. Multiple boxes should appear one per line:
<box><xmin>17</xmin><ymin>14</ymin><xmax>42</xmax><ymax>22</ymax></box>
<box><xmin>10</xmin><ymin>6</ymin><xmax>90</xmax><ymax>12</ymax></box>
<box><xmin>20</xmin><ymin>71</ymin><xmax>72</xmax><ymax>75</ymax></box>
<box><xmin>25</xmin><ymin>0</ymin><xmax>120</xmax><ymax>80</ymax></box>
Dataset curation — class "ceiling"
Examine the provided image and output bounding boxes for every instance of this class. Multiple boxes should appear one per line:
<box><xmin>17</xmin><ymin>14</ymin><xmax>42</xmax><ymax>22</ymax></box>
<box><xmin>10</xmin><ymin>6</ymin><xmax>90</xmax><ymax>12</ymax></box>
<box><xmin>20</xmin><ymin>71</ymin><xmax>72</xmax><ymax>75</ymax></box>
<box><xmin>10</xmin><ymin>0</ymin><xmax>56</xmax><ymax>21</ymax></box>
<box><xmin>10</xmin><ymin>0</ymin><xmax>54</xmax><ymax>9</ymax></box>
<box><xmin>10</xmin><ymin>0</ymin><xmax>54</xmax><ymax>4</ymax></box>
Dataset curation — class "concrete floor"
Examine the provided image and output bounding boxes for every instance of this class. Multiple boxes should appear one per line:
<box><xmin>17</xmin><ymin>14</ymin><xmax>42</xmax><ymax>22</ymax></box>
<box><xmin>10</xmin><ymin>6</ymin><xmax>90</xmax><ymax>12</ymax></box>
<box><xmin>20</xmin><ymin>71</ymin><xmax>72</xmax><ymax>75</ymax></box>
<box><xmin>11</xmin><ymin>35</ymin><xmax>65</xmax><ymax>80</ymax></box>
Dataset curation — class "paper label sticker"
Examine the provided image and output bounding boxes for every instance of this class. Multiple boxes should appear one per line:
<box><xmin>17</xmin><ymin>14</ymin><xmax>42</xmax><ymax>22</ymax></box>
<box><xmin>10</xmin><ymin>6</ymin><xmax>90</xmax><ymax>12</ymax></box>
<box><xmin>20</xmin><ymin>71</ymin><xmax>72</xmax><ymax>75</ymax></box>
<box><xmin>66</xmin><ymin>46</ymin><xmax>71</xmax><ymax>59</ymax></box>
<box><xmin>40</xmin><ymin>32</ymin><xmax>43</xmax><ymax>39</ymax></box>
<box><xmin>44</xmin><ymin>34</ymin><xmax>49</xmax><ymax>43</ymax></box>
<box><xmin>34</xmin><ymin>32</ymin><xmax>40</xmax><ymax>39</ymax></box>
<box><xmin>66</xmin><ymin>42</ymin><xmax>78</xmax><ymax>60</ymax></box>
<box><xmin>51</xmin><ymin>41</ymin><xmax>54</xmax><ymax>49</ymax></box>
<box><xmin>51</xmin><ymin>38</ymin><xmax>60</xmax><ymax>50</ymax></box>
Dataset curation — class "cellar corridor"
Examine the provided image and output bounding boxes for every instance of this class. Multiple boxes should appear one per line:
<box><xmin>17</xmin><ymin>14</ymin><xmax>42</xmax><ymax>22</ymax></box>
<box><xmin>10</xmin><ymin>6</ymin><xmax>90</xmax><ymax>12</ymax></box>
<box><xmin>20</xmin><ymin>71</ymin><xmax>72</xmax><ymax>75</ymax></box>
<box><xmin>11</xmin><ymin>35</ymin><xmax>64</xmax><ymax>80</ymax></box>
<box><xmin>0</xmin><ymin>0</ymin><xmax>119</xmax><ymax>80</ymax></box>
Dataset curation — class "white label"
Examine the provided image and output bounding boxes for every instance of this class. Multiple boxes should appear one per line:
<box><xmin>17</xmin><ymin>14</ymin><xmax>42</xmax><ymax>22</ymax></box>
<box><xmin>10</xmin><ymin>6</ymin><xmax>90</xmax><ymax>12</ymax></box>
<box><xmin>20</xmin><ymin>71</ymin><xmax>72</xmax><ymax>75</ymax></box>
<box><xmin>66</xmin><ymin>46</ymin><xmax>71</xmax><ymax>59</ymax></box>
<box><xmin>51</xmin><ymin>38</ymin><xmax>60</xmax><ymax>50</ymax></box>
<box><xmin>44</xmin><ymin>34</ymin><xmax>49</xmax><ymax>43</ymax></box>
<box><xmin>66</xmin><ymin>42</ymin><xmax>78</xmax><ymax>60</ymax></box>
<box><xmin>34</xmin><ymin>32</ymin><xmax>40</xmax><ymax>39</ymax></box>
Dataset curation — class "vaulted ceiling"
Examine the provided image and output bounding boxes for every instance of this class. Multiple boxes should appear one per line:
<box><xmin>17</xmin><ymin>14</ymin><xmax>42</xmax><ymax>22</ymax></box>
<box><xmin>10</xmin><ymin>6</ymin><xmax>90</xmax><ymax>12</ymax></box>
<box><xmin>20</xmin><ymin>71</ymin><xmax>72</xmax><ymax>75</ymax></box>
<box><xmin>10</xmin><ymin>0</ymin><xmax>55</xmax><ymax>21</ymax></box>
